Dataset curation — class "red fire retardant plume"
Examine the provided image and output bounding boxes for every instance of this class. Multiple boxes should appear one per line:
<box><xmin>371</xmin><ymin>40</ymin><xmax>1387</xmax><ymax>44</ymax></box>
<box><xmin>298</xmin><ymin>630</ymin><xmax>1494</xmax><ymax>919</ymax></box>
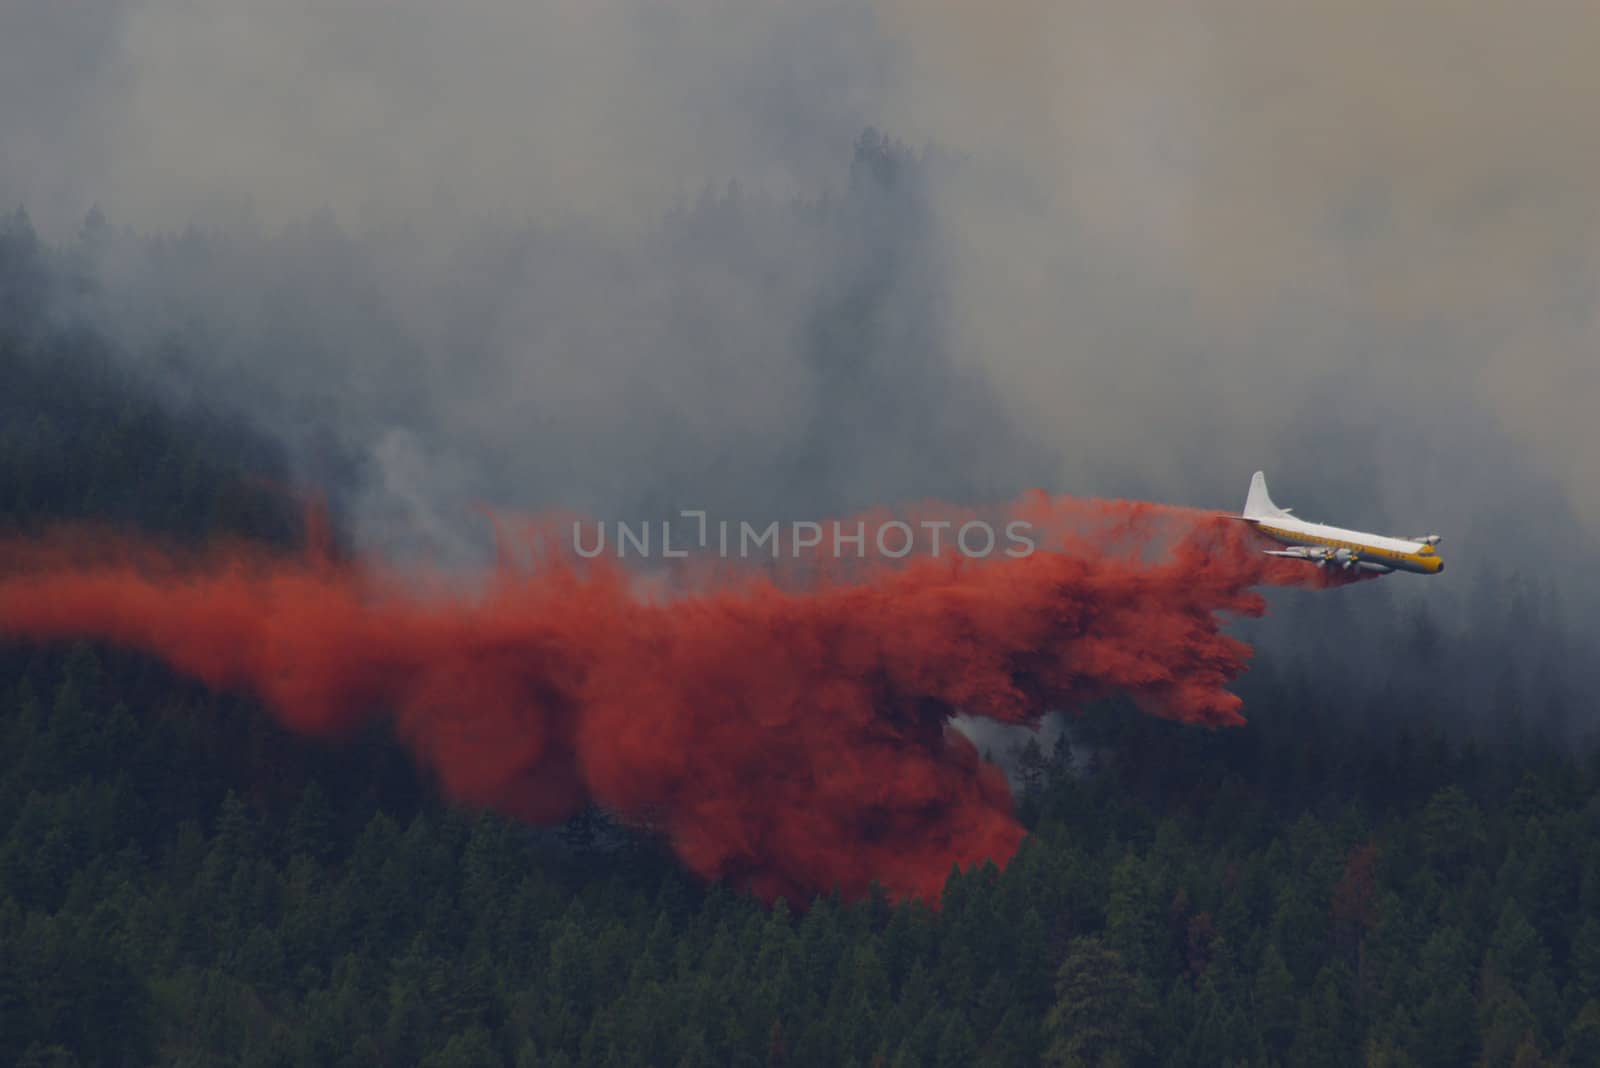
<box><xmin>0</xmin><ymin>496</ymin><xmax>1359</xmax><ymax>904</ymax></box>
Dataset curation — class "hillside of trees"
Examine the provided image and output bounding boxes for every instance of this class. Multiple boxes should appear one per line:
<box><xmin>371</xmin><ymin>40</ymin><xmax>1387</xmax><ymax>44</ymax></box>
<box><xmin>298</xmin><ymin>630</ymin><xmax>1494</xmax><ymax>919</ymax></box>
<box><xmin>7</xmin><ymin>201</ymin><xmax>1600</xmax><ymax>1066</ymax></box>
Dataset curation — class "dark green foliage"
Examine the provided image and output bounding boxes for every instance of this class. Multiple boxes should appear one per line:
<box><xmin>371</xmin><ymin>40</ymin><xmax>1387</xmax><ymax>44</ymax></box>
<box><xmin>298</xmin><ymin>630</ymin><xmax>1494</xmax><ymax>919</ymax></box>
<box><xmin>1042</xmin><ymin>936</ymin><xmax>1153</xmax><ymax>1067</ymax></box>
<box><xmin>15</xmin><ymin>642</ymin><xmax>1600</xmax><ymax>1066</ymax></box>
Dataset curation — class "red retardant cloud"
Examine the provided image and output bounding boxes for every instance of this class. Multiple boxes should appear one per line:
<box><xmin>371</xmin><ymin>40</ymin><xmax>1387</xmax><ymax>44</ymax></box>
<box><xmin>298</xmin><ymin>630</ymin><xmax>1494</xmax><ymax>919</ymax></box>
<box><xmin>0</xmin><ymin>495</ymin><xmax>1358</xmax><ymax>904</ymax></box>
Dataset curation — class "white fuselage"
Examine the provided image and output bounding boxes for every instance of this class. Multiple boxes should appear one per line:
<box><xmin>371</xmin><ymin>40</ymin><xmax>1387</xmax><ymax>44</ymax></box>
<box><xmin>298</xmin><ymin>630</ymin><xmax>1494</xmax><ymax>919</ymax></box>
<box><xmin>1250</xmin><ymin>516</ymin><xmax>1444</xmax><ymax>575</ymax></box>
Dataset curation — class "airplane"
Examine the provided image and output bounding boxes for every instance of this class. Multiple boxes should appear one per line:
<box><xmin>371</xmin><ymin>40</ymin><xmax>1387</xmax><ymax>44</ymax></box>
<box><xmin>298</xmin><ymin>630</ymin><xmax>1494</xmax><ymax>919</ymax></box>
<box><xmin>1232</xmin><ymin>471</ymin><xmax>1444</xmax><ymax>576</ymax></box>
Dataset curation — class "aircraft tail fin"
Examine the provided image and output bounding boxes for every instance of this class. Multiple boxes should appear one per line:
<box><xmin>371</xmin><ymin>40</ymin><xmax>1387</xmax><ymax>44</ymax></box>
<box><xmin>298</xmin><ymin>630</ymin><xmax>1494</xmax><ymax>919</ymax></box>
<box><xmin>1243</xmin><ymin>471</ymin><xmax>1289</xmax><ymax>520</ymax></box>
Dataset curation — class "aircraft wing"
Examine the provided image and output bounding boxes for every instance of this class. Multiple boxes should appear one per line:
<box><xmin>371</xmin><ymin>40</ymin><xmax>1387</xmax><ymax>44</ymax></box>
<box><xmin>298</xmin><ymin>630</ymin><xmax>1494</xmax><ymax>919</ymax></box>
<box><xmin>1263</xmin><ymin>546</ymin><xmax>1393</xmax><ymax>574</ymax></box>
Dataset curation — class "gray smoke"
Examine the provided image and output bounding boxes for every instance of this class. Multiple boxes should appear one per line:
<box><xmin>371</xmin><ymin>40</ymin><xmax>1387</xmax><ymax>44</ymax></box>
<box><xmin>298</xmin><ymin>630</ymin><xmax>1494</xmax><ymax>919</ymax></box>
<box><xmin>4</xmin><ymin>1</ymin><xmax>1596</xmax><ymax>739</ymax></box>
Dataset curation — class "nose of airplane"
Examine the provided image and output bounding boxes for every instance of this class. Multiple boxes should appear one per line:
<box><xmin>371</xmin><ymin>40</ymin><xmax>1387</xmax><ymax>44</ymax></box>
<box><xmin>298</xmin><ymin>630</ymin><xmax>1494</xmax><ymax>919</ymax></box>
<box><xmin>1436</xmin><ymin>560</ymin><xmax>1445</xmax><ymax>573</ymax></box>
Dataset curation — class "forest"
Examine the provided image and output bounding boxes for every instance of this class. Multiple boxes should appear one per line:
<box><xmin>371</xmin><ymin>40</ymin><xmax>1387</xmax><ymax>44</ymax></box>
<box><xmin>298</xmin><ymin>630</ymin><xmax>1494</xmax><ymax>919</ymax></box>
<box><xmin>5</xmin><ymin>164</ymin><xmax>1600</xmax><ymax>1067</ymax></box>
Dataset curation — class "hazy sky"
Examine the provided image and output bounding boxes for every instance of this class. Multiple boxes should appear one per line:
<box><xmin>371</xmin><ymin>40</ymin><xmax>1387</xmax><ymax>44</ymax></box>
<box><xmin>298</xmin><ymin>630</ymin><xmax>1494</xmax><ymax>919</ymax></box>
<box><xmin>3</xmin><ymin>1</ymin><xmax>1596</xmax><ymax>554</ymax></box>
<box><xmin>878</xmin><ymin>3</ymin><xmax>1600</xmax><ymax>524</ymax></box>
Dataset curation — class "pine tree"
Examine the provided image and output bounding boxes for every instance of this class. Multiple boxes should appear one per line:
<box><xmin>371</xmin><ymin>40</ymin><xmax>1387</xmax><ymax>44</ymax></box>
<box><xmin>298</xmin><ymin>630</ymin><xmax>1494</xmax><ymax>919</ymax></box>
<box><xmin>1043</xmin><ymin>936</ymin><xmax>1153</xmax><ymax>1067</ymax></box>
<box><xmin>1254</xmin><ymin>942</ymin><xmax>1298</xmax><ymax>1058</ymax></box>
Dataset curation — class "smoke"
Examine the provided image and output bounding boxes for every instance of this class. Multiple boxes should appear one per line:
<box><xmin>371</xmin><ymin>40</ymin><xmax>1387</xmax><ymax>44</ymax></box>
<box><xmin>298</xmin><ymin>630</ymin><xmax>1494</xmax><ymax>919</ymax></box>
<box><xmin>8</xmin><ymin>3</ymin><xmax>1595</xmax><ymax>542</ymax></box>
<box><xmin>23</xmin><ymin>134</ymin><xmax>1048</xmax><ymax>568</ymax></box>
<box><xmin>877</xmin><ymin>2</ymin><xmax>1600</xmax><ymax>531</ymax></box>
<box><xmin>1</xmin><ymin>0</ymin><xmax>892</xmax><ymax>233</ymax></box>
<box><xmin>4</xmin><ymin>1</ymin><xmax>1598</xmax><ymax>739</ymax></box>
<box><xmin>6</xmin><ymin>3</ymin><xmax>1598</xmax><ymax>505</ymax></box>
<box><xmin>0</xmin><ymin>496</ymin><xmax>1352</xmax><ymax>902</ymax></box>
<box><xmin>872</xmin><ymin>3</ymin><xmax>1600</xmax><ymax>738</ymax></box>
